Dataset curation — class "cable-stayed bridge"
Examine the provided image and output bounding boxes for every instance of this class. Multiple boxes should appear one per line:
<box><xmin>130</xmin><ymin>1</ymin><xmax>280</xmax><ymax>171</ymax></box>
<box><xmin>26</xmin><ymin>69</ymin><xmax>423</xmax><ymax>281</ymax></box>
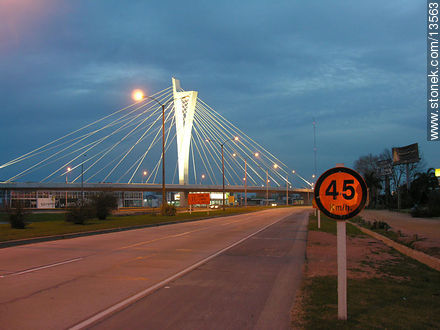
<box><xmin>0</xmin><ymin>78</ymin><xmax>313</xmax><ymax>206</ymax></box>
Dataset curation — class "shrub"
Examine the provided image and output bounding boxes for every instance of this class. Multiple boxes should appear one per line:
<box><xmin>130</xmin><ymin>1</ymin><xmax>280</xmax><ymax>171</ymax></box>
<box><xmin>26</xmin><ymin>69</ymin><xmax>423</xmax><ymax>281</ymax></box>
<box><xmin>370</xmin><ymin>220</ymin><xmax>390</xmax><ymax>231</ymax></box>
<box><xmin>65</xmin><ymin>202</ymin><xmax>94</xmax><ymax>224</ymax></box>
<box><xmin>8</xmin><ymin>202</ymin><xmax>28</xmax><ymax>229</ymax></box>
<box><xmin>427</xmin><ymin>191</ymin><xmax>440</xmax><ymax>216</ymax></box>
<box><xmin>161</xmin><ymin>204</ymin><xmax>177</xmax><ymax>216</ymax></box>
<box><xmin>90</xmin><ymin>192</ymin><xmax>118</xmax><ymax>220</ymax></box>
<box><xmin>410</xmin><ymin>205</ymin><xmax>431</xmax><ymax>218</ymax></box>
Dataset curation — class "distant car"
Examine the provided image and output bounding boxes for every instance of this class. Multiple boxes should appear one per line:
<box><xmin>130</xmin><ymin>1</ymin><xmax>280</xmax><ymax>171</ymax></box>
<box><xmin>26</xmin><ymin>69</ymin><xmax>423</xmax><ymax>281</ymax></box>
<box><xmin>209</xmin><ymin>204</ymin><xmax>219</xmax><ymax>209</ymax></box>
<box><xmin>271</xmin><ymin>203</ymin><xmax>277</xmax><ymax>207</ymax></box>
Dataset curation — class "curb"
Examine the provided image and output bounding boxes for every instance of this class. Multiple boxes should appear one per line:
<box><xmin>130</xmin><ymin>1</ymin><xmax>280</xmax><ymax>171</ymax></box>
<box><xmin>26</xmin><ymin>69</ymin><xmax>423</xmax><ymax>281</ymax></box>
<box><xmin>349</xmin><ymin>221</ymin><xmax>440</xmax><ymax>272</ymax></box>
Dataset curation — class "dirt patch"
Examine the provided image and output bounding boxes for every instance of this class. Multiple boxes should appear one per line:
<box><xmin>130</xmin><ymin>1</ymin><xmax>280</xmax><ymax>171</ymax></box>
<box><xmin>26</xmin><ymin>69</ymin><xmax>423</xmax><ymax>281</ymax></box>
<box><xmin>360</xmin><ymin>210</ymin><xmax>440</xmax><ymax>258</ymax></box>
<box><xmin>306</xmin><ymin>230</ymin><xmax>401</xmax><ymax>279</ymax></box>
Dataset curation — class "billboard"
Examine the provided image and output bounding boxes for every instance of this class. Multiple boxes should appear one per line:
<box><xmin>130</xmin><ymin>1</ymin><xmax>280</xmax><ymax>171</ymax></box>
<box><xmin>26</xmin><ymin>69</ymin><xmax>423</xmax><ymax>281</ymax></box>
<box><xmin>37</xmin><ymin>197</ymin><xmax>56</xmax><ymax>209</ymax></box>
<box><xmin>392</xmin><ymin>143</ymin><xmax>420</xmax><ymax>165</ymax></box>
<box><xmin>188</xmin><ymin>193</ymin><xmax>210</xmax><ymax>205</ymax></box>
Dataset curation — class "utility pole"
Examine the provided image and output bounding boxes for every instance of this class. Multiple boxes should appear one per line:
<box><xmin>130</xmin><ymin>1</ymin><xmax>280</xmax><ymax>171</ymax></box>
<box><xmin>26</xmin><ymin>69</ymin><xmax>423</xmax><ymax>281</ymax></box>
<box><xmin>266</xmin><ymin>169</ymin><xmax>269</xmax><ymax>206</ymax></box>
<box><xmin>81</xmin><ymin>155</ymin><xmax>86</xmax><ymax>207</ymax></box>
<box><xmin>244</xmin><ymin>159</ymin><xmax>247</xmax><ymax>208</ymax></box>
<box><xmin>222</xmin><ymin>144</ymin><xmax>225</xmax><ymax>211</ymax></box>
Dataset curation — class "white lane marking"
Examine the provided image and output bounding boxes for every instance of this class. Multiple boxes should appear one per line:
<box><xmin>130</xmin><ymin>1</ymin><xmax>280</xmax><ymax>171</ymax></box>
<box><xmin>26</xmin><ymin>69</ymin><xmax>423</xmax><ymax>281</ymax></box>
<box><xmin>0</xmin><ymin>257</ymin><xmax>83</xmax><ymax>278</ymax></box>
<box><xmin>69</xmin><ymin>214</ymin><xmax>290</xmax><ymax>330</ymax></box>
<box><xmin>118</xmin><ymin>212</ymin><xmax>268</xmax><ymax>250</ymax></box>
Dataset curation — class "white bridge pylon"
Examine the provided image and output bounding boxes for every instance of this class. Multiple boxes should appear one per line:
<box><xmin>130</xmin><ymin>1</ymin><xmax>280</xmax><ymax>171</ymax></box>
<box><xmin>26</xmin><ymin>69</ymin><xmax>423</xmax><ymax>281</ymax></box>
<box><xmin>173</xmin><ymin>77</ymin><xmax>197</xmax><ymax>185</ymax></box>
<box><xmin>0</xmin><ymin>77</ymin><xmax>314</xmax><ymax>190</ymax></box>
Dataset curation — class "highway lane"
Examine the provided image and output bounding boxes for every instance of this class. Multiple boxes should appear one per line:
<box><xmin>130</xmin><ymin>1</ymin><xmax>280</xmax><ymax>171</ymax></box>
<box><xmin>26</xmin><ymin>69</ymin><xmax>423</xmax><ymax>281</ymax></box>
<box><xmin>0</xmin><ymin>207</ymin><xmax>309</xmax><ymax>329</ymax></box>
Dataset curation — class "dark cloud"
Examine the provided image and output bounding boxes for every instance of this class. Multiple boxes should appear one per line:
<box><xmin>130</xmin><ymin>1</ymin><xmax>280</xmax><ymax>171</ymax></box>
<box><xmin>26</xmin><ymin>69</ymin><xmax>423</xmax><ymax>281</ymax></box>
<box><xmin>0</xmin><ymin>0</ymin><xmax>437</xmax><ymax>182</ymax></box>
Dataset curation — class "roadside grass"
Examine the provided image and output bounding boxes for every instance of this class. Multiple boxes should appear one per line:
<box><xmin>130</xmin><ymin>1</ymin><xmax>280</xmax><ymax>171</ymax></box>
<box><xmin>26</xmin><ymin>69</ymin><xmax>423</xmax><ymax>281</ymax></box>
<box><xmin>300</xmin><ymin>255</ymin><xmax>440</xmax><ymax>329</ymax></box>
<box><xmin>0</xmin><ymin>212</ymin><xmax>66</xmax><ymax>222</ymax></box>
<box><xmin>297</xmin><ymin>214</ymin><xmax>440</xmax><ymax>329</ymax></box>
<box><xmin>308</xmin><ymin>212</ymin><xmax>365</xmax><ymax>237</ymax></box>
<box><xmin>350</xmin><ymin>217</ymin><xmax>428</xmax><ymax>251</ymax></box>
<box><xmin>0</xmin><ymin>206</ymin><xmax>285</xmax><ymax>242</ymax></box>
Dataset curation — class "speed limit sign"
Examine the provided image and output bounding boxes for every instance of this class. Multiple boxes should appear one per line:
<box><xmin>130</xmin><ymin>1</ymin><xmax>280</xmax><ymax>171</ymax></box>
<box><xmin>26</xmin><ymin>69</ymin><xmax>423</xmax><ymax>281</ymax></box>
<box><xmin>314</xmin><ymin>167</ymin><xmax>367</xmax><ymax>220</ymax></box>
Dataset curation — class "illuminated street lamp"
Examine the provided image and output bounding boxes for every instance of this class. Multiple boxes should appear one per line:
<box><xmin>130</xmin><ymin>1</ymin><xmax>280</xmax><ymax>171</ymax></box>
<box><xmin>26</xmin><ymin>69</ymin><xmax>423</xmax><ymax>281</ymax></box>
<box><xmin>81</xmin><ymin>154</ymin><xmax>86</xmax><ymax>206</ymax></box>
<box><xmin>254</xmin><ymin>153</ymin><xmax>269</xmax><ymax>206</ymax></box>
<box><xmin>232</xmin><ymin>152</ymin><xmax>248</xmax><ymax>208</ymax></box>
<box><xmin>272</xmin><ymin>164</ymin><xmax>288</xmax><ymax>205</ymax></box>
<box><xmin>205</xmin><ymin>136</ymin><xmax>239</xmax><ymax>211</ymax></box>
<box><xmin>142</xmin><ymin>170</ymin><xmax>148</xmax><ymax>183</ymax></box>
<box><xmin>65</xmin><ymin>167</ymin><xmax>71</xmax><ymax>209</ymax></box>
<box><xmin>200</xmin><ymin>174</ymin><xmax>206</xmax><ymax>185</ymax></box>
<box><xmin>132</xmin><ymin>89</ymin><xmax>188</xmax><ymax>210</ymax></box>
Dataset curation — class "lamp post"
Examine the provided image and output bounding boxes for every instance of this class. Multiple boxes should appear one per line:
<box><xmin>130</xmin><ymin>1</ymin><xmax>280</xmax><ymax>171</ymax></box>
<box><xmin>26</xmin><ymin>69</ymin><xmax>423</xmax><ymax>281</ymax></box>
<box><xmin>266</xmin><ymin>169</ymin><xmax>269</xmax><ymax>206</ymax></box>
<box><xmin>65</xmin><ymin>167</ymin><xmax>71</xmax><ymax>209</ymax></box>
<box><xmin>142</xmin><ymin>170</ymin><xmax>148</xmax><ymax>183</ymax></box>
<box><xmin>132</xmin><ymin>90</ymin><xmax>188</xmax><ymax>210</ymax></box>
<box><xmin>206</xmin><ymin>136</ymin><xmax>239</xmax><ymax>211</ymax></box>
<box><xmin>271</xmin><ymin>163</ymin><xmax>289</xmax><ymax>205</ymax></box>
<box><xmin>254</xmin><ymin>153</ymin><xmax>271</xmax><ymax>206</ymax></box>
<box><xmin>200</xmin><ymin>174</ymin><xmax>206</xmax><ymax>185</ymax></box>
<box><xmin>292</xmin><ymin>169</ymin><xmax>314</xmax><ymax>204</ymax></box>
<box><xmin>232</xmin><ymin>153</ymin><xmax>248</xmax><ymax>208</ymax></box>
<box><xmin>81</xmin><ymin>154</ymin><xmax>86</xmax><ymax>207</ymax></box>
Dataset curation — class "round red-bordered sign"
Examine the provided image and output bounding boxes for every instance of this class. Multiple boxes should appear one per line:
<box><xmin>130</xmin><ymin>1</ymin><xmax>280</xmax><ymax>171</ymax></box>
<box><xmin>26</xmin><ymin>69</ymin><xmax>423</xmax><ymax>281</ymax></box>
<box><xmin>314</xmin><ymin>167</ymin><xmax>367</xmax><ymax>220</ymax></box>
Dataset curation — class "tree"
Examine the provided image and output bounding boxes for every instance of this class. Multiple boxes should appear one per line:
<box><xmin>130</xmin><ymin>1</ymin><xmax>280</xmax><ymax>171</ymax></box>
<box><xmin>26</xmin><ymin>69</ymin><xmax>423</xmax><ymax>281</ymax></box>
<box><xmin>363</xmin><ymin>171</ymin><xmax>382</xmax><ymax>208</ymax></box>
<box><xmin>410</xmin><ymin>168</ymin><xmax>438</xmax><ymax>205</ymax></box>
<box><xmin>7</xmin><ymin>202</ymin><xmax>28</xmax><ymax>229</ymax></box>
<box><xmin>354</xmin><ymin>148</ymin><xmax>426</xmax><ymax>209</ymax></box>
<box><xmin>354</xmin><ymin>154</ymin><xmax>382</xmax><ymax>208</ymax></box>
<box><xmin>90</xmin><ymin>192</ymin><xmax>118</xmax><ymax>220</ymax></box>
<box><xmin>354</xmin><ymin>153</ymin><xmax>380</xmax><ymax>177</ymax></box>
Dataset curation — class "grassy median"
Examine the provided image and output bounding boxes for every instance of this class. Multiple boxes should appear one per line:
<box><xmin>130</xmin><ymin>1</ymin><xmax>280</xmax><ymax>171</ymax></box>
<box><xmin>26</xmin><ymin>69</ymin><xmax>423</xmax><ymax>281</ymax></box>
<box><xmin>0</xmin><ymin>206</ymin><xmax>285</xmax><ymax>242</ymax></box>
<box><xmin>294</xmin><ymin>213</ymin><xmax>440</xmax><ymax>329</ymax></box>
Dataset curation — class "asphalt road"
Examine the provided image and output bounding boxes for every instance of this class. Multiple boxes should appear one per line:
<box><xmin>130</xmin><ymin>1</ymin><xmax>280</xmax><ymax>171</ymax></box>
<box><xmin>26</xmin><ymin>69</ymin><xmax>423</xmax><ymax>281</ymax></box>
<box><xmin>0</xmin><ymin>207</ymin><xmax>309</xmax><ymax>329</ymax></box>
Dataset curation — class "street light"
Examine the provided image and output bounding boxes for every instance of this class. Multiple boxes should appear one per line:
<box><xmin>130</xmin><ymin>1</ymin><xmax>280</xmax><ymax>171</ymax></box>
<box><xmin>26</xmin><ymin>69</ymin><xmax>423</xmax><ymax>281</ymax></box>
<box><xmin>200</xmin><ymin>174</ymin><xmax>206</xmax><ymax>185</ymax></box>
<box><xmin>65</xmin><ymin>167</ymin><xmax>71</xmax><ymax>209</ymax></box>
<box><xmin>142</xmin><ymin>170</ymin><xmax>148</xmax><ymax>183</ymax></box>
<box><xmin>205</xmin><ymin>136</ymin><xmax>239</xmax><ymax>211</ymax></box>
<box><xmin>81</xmin><ymin>154</ymin><xmax>86</xmax><ymax>206</ymax></box>
<box><xmin>254</xmin><ymin>153</ymin><xmax>270</xmax><ymax>206</ymax></box>
<box><xmin>232</xmin><ymin>152</ymin><xmax>248</xmax><ymax>208</ymax></box>
<box><xmin>132</xmin><ymin>90</ymin><xmax>188</xmax><ymax>210</ymax></box>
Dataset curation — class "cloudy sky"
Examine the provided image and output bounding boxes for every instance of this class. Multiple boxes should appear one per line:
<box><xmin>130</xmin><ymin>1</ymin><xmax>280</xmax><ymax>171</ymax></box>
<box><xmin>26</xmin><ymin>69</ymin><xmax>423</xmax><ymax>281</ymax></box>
<box><xmin>0</xmin><ymin>0</ymin><xmax>437</xmax><ymax>183</ymax></box>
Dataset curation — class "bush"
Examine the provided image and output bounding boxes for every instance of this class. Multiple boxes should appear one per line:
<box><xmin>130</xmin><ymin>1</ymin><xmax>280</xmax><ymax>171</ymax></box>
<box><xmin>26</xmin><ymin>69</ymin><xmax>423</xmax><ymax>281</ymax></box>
<box><xmin>161</xmin><ymin>204</ymin><xmax>177</xmax><ymax>216</ymax></box>
<box><xmin>370</xmin><ymin>220</ymin><xmax>390</xmax><ymax>231</ymax></box>
<box><xmin>90</xmin><ymin>192</ymin><xmax>118</xmax><ymax>220</ymax></box>
<box><xmin>427</xmin><ymin>191</ymin><xmax>440</xmax><ymax>216</ymax></box>
<box><xmin>410</xmin><ymin>205</ymin><xmax>432</xmax><ymax>218</ymax></box>
<box><xmin>65</xmin><ymin>202</ymin><xmax>94</xmax><ymax>224</ymax></box>
<box><xmin>8</xmin><ymin>202</ymin><xmax>28</xmax><ymax>229</ymax></box>
<box><xmin>410</xmin><ymin>191</ymin><xmax>440</xmax><ymax>218</ymax></box>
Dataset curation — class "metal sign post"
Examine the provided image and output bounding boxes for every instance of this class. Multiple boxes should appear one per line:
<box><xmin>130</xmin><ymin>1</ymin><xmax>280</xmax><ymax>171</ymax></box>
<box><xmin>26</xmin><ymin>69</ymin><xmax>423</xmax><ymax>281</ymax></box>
<box><xmin>337</xmin><ymin>220</ymin><xmax>347</xmax><ymax>320</ymax></box>
<box><xmin>314</xmin><ymin>166</ymin><xmax>367</xmax><ymax>321</ymax></box>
